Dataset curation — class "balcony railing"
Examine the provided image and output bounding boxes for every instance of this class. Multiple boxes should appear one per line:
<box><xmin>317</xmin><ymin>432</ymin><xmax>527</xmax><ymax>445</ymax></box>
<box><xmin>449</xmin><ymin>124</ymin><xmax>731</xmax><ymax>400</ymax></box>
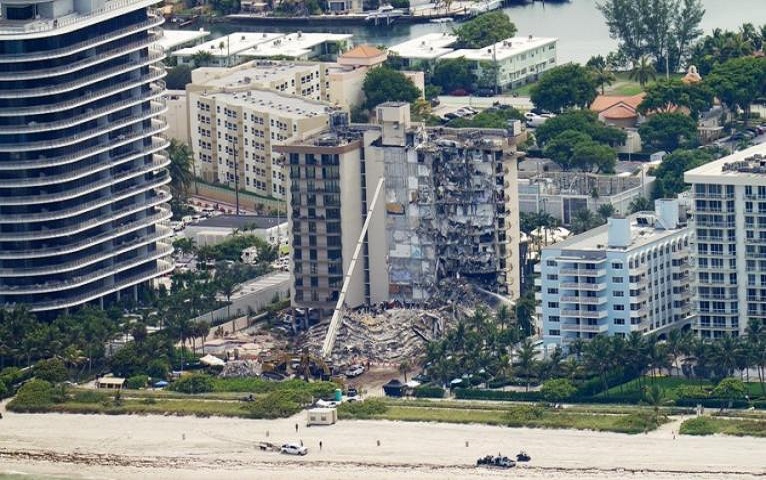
<box><xmin>560</xmin><ymin>296</ymin><xmax>605</xmax><ymax>304</ymax></box>
<box><xmin>3</xmin><ymin>260</ymin><xmax>174</xmax><ymax>313</ymax></box>
<box><xmin>0</xmin><ymin>52</ymin><xmax>163</xmax><ymax>101</ymax></box>
<box><xmin>561</xmin><ymin>309</ymin><xmax>607</xmax><ymax>319</ymax></box>
<box><xmin>0</xmin><ymin>104</ymin><xmax>166</xmax><ymax>152</ymax></box>
<box><xmin>0</xmin><ymin>14</ymin><xmax>162</xmax><ymax>63</ymax></box>
<box><xmin>0</xmin><ymin>244</ymin><xmax>172</xmax><ymax>294</ymax></box>
<box><xmin>0</xmin><ymin>207</ymin><xmax>170</xmax><ymax>259</ymax></box>
<box><xmin>0</xmin><ymin>226</ymin><xmax>171</xmax><ymax>277</ymax></box>
<box><xmin>560</xmin><ymin>282</ymin><xmax>606</xmax><ymax>291</ymax></box>
<box><xmin>694</xmin><ymin>220</ymin><xmax>736</xmax><ymax>228</ymax></box>
<box><xmin>0</xmin><ymin>189</ymin><xmax>170</xmax><ymax>240</ymax></box>
<box><xmin>0</xmin><ymin>71</ymin><xmax>165</xmax><ymax>117</ymax></box>
<box><xmin>0</xmin><ymin>155</ymin><xmax>169</xmax><ymax>206</ymax></box>
<box><xmin>0</xmin><ymin>140</ymin><xmax>167</xmax><ymax>188</ymax></box>
<box><xmin>0</xmin><ymin>174</ymin><xmax>170</xmax><ymax>223</ymax></box>
<box><xmin>0</xmin><ymin>128</ymin><xmax>166</xmax><ymax>170</ymax></box>
<box><xmin>560</xmin><ymin>268</ymin><xmax>607</xmax><ymax>277</ymax></box>
<box><xmin>561</xmin><ymin>323</ymin><xmax>605</xmax><ymax>333</ymax></box>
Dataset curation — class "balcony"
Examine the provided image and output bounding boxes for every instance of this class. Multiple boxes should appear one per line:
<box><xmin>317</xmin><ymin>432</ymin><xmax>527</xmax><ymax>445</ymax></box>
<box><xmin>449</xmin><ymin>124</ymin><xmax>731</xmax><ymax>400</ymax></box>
<box><xmin>0</xmin><ymin>51</ymin><xmax>163</xmax><ymax>101</ymax></box>
<box><xmin>561</xmin><ymin>323</ymin><xmax>606</xmax><ymax>333</ymax></box>
<box><xmin>0</xmin><ymin>243</ymin><xmax>172</xmax><ymax>294</ymax></box>
<box><xmin>4</xmin><ymin>260</ymin><xmax>174</xmax><ymax>313</ymax></box>
<box><xmin>0</xmin><ymin>14</ymin><xmax>163</xmax><ymax>63</ymax></box>
<box><xmin>560</xmin><ymin>268</ymin><xmax>606</xmax><ymax>277</ymax></box>
<box><xmin>0</xmin><ymin>207</ymin><xmax>170</xmax><ymax>259</ymax></box>
<box><xmin>561</xmin><ymin>309</ymin><xmax>608</xmax><ymax>319</ymax></box>
<box><xmin>560</xmin><ymin>282</ymin><xmax>606</xmax><ymax>291</ymax></box>
<box><xmin>0</xmin><ymin>188</ymin><xmax>170</xmax><ymax>240</ymax></box>
<box><xmin>0</xmin><ymin>155</ymin><xmax>169</xmax><ymax>206</ymax></box>
<box><xmin>0</xmin><ymin>226</ymin><xmax>171</xmax><ymax>277</ymax></box>
<box><xmin>694</xmin><ymin>220</ymin><xmax>736</xmax><ymax>228</ymax></box>
<box><xmin>560</xmin><ymin>295</ymin><xmax>605</xmax><ymax>305</ymax></box>
<box><xmin>0</xmin><ymin>174</ymin><xmax>170</xmax><ymax>223</ymax></box>
<box><xmin>0</xmin><ymin>139</ymin><xmax>167</xmax><ymax>187</ymax></box>
<box><xmin>0</xmin><ymin>71</ymin><xmax>165</xmax><ymax>117</ymax></box>
<box><xmin>0</xmin><ymin>103</ymin><xmax>166</xmax><ymax>152</ymax></box>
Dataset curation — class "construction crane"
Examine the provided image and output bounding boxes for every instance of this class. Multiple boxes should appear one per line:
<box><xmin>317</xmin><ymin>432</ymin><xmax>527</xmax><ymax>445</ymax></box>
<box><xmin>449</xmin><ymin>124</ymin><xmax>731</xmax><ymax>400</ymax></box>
<box><xmin>321</xmin><ymin>178</ymin><xmax>386</xmax><ymax>359</ymax></box>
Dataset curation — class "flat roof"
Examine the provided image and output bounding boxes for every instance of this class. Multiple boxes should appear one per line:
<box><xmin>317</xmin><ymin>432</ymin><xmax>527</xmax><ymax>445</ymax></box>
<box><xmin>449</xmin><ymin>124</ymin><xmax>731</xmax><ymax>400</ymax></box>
<box><xmin>239</xmin><ymin>32</ymin><xmax>352</xmax><ymax>58</ymax></box>
<box><xmin>389</xmin><ymin>32</ymin><xmax>457</xmax><ymax>60</ymax></box>
<box><xmin>202</xmin><ymin>61</ymin><xmax>320</xmax><ymax>89</ymax></box>
<box><xmin>203</xmin><ymin>89</ymin><xmax>330</xmax><ymax>118</ymax></box>
<box><xmin>684</xmin><ymin>143</ymin><xmax>766</xmax><ymax>184</ymax></box>
<box><xmin>548</xmin><ymin>213</ymin><xmax>684</xmax><ymax>253</ymax></box>
<box><xmin>173</xmin><ymin>32</ymin><xmax>284</xmax><ymax>58</ymax></box>
<box><xmin>440</xmin><ymin>35</ymin><xmax>557</xmax><ymax>62</ymax></box>
<box><xmin>195</xmin><ymin>215</ymin><xmax>285</xmax><ymax>230</ymax></box>
<box><xmin>158</xmin><ymin>29</ymin><xmax>211</xmax><ymax>52</ymax></box>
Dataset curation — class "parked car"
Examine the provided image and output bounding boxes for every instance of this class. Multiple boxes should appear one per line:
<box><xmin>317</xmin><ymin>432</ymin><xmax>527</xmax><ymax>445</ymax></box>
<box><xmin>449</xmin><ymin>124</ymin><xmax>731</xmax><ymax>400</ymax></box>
<box><xmin>524</xmin><ymin>112</ymin><xmax>554</xmax><ymax>128</ymax></box>
<box><xmin>475</xmin><ymin>88</ymin><xmax>495</xmax><ymax>97</ymax></box>
<box><xmin>449</xmin><ymin>88</ymin><xmax>469</xmax><ymax>96</ymax></box>
<box><xmin>280</xmin><ymin>443</ymin><xmax>308</xmax><ymax>456</ymax></box>
<box><xmin>345</xmin><ymin>365</ymin><xmax>365</xmax><ymax>377</ymax></box>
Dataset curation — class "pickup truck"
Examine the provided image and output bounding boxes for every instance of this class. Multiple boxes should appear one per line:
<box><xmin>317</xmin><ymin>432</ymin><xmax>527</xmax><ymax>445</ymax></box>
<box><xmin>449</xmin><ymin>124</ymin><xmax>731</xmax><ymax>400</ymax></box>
<box><xmin>524</xmin><ymin>112</ymin><xmax>555</xmax><ymax>128</ymax></box>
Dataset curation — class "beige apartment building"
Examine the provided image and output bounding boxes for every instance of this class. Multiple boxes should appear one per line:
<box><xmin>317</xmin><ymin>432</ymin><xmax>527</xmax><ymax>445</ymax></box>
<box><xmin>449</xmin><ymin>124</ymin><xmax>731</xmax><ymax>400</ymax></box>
<box><xmin>189</xmin><ymin>88</ymin><xmax>332</xmax><ymax>199</ymax></box>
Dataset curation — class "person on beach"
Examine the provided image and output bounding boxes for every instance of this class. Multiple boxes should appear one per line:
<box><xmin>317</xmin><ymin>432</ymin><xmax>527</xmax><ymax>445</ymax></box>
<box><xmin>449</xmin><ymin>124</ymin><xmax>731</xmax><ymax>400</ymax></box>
<box><xmin>295</xmin><ymin>423</ymin><xmax>299</xmax><ymax>433</ymax></box>
<box><xmin>319</xmin><ymin>441</ymin><xmax>323</xmax><ymax>451</ymax></box>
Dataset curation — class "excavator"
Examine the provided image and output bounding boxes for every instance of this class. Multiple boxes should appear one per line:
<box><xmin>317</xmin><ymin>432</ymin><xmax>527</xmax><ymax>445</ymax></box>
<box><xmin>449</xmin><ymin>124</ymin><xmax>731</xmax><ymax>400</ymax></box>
<box><xmin>261</xmin><ymin>348</ymin><xmax>332</xmax><ymax>381</ymax></box>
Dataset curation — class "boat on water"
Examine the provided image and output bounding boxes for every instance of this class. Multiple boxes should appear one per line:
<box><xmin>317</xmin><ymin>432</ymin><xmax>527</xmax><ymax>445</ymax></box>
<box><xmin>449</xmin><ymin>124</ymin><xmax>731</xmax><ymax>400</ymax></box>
<box><xmin>468</xmin><ymin>0</ymin><xmax>502</xmax><ymax>15</ymax></box>
<box><xmin>365</xmin><ymin>5</ymin><xmax>405</xmax><ymax>21</ymax></box>
<box><xmin>430</xmin><ymin>17</ymin><xmax>454</xmax><ymax>23</ymax></box>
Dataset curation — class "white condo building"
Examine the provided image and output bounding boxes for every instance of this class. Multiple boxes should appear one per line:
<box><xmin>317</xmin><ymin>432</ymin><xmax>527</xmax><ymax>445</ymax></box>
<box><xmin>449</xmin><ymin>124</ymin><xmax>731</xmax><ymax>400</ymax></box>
<box><xmin>539</xmin><ymin>199</ymin><xmax>694</xmax><ymax>348</ymax></box>
<box><xmin>685</xmin><ymin>144</ymin><xmax>766</xmax><ymax>338</ymax></box>
<box><xmin>0</xmin><ymin>0</ymin><xmax>172</xmax><ymax>313</ymax></box>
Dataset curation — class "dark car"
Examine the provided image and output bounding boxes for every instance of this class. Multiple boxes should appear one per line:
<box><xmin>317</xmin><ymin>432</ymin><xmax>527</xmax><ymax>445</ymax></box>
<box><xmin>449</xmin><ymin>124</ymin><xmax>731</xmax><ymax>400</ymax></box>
<box><xmin>449</xmin><ymin>88</ymin><xmax>469</xmax><ymax>96</ymax></box>
<box><xmin>475</xmin><ymin>88</ymin><xmax>495</xmax><ymax>97</ymax></box>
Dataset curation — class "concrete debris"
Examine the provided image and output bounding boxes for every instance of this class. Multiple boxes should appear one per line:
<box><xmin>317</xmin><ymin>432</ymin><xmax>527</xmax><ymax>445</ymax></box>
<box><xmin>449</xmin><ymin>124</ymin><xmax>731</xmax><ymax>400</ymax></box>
<box><xmin>219</xmin><ymin>359</ymin><xmax>262</xmax><ymax>378</ymax></box>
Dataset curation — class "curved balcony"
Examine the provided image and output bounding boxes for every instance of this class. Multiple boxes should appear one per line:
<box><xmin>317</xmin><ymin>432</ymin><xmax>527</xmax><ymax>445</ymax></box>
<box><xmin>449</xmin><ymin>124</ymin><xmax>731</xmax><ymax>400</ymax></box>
<box><xmin>5</xmin><ymin>260</ymin><xmax>174</xmax><ymax>313</ymax></box>
<box><xmin>0</xmin><ymin>189</ymin><xmax>170</xmax><ymax>240</ymax></box>
<box><xmin>0</xmin><ymin>92</ymin><xmax>165</xmax><ymax>135</ymax></box>
<box><xmin>0</xmin><ymin>104</ymin><xmax>167</xmax><ymax>152</ymax></box>
<box><xmin>0</xmin><ymin>155</ymin><xmax>169</xmax><ymax>206</ymax></box>
<box><xmin>0</xmin><ymin>128</ymin><xmax>166</xmax><ymax>171</ymax></box>
<box><xmin>0</xmin><ymin>71</ymin><xmax>165</xmax><ymax>117</ymax></box>
<box><xmin>0</xmin><ymin>244</ymin><xmax>172</xmax><ymax>294</ymax></box>
<box><xmin>0</xmin><ymin>174</ymin><xmax>170</xmax><ymax>224</ymax></box>
<box><xmin>0</xmin><ymin>14</ymin><xmax>163</xmax><ymax>63</ymax></box>
<box><xmin>0</xmin><ymin>35</ymin><xmax>161</xmax><ymax>82</ymax></box>
<box><xmin>0</xmin><ymin>226</ymin><xmax>172</xmax><ymax>277</ymax></box>
<box><xmin>0</xmin><ymin>140</ymin><xmax>167</xmax><ymax>187</ymax></box>
<box><xmin>0</xmin><ymin>207</ymin><xmax>170</xmax><ymax>259</ymax></box>
<box><xmin>0</xmin><ymin>52</ymin><xmax>163</xmax><ymax>99</ymax></box>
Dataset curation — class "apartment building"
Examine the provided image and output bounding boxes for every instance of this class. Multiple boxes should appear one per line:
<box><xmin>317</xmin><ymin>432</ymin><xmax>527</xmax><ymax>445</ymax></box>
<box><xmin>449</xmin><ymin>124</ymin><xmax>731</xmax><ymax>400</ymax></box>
<box><xmin>0</xmin><ymin>0</ymin><xmax>172</xmax><ymax>312</ymax></box>
<box><xmin>685</xmin><ymin>144</ymin><xmax>766</xmax><ymax>338</ymax></box>
<box><xmin>189</xmin><ymin>88</ymin><xmax>332</xmax><ymax>200</ymax></box>
<box><xmin>539</xmin><ymin>199</ymin><xmax>694</xmax><ymax>348</ymax></box>
<box><xmin>276</xmin><ymin>103</ymin><xmax>521</xmax><ymax>319</ymax></box>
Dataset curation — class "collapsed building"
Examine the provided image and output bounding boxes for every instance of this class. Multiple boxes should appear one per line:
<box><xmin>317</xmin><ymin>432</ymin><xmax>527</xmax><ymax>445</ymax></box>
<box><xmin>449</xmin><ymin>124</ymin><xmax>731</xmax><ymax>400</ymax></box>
<box><xmin>275</xmin><ymin>102</ymin><xmax>522</xmax><ymax>322</ymax></box>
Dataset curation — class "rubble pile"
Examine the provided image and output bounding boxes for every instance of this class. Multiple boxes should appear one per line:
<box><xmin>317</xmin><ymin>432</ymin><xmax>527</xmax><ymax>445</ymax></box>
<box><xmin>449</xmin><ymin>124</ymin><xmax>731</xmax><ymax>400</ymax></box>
<box><xmin>219</xmin><ymin>359</ymin><xmax>262</xmax><ymax>378</ymax></box>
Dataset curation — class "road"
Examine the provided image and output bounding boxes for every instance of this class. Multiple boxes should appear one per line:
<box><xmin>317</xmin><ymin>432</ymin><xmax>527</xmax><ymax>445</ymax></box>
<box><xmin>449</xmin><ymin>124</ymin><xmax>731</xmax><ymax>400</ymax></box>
<box><xmin>435</xmin><ymin>94</ymin><xmax>533</xmax><ymax>114</ymax></box>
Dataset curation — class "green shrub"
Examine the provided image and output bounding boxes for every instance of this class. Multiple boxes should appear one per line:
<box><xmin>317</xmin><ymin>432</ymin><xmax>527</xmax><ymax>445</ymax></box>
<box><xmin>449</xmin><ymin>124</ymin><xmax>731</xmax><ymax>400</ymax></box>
<box><xmin>413</xmin><ymin>386</ymin><xmax>445</xmax><ymax>398</ymax></box>
<box><xmin>541</xmin><ymin>378</ymin><xmax>576</xmax><ymax>403</ymax></box>
<box><xmin>170</xmin><ymin>374</ymin><xmax>215</xmax><ymax>394</ymax></box>
<box><xmin>126</xmin><ymin>375</ymin><xmax>148</xmax><ymax>390</ymax></box>
<box><xmin>0</xmin><ymin>379</ymin><xmax>6</xmax><ymax>398</ymax></box>
<box><xmin>504</xmin><ymin>405</ymin><xmax>544</xmax><ymax>425</ymax></box>
<box><xmin>147</xmin><ymin>359</ymin><xmax>170</xmax><ymax>380</ymax></box>
<box><xmin>142</xmin><ymin>397</ymin><xmax>158</xmax><ymax>405</ymax></box>
<box><xmin>0</xmin><ymin>367</ymin><xmax>23</xmax><ymax>386</ymax></box>
<box><xmin>338</xmin><ymin>398</ymin><xmax>389</xmax><ymax>419</ymax></box>
<box><xmin>9</xmin><ymin>379</ymin><xmax>56</xmax><ymax>410</ymax></box>
<box><xmin>34</xmin><ymin>358</ymin><xmax>68</xmax><ymax>383</ymax></box>
<box><xmin>675</xmin><ymin>385</ymin><xmax>710</xmax><ymax>399</ymax></box>
<box><xmin>679</xmin><ymin>417</ymin><xmax>719</xmax><ymax>436</ymax></box>
<box><xmin>71</xmin><ymin>390</ymin><xmax>109</xmax><ymax>404</ymax></box>
<box><xmin>454</xmin><ymin>388</ymin><xmax>543</xmax><ymax>402</ymax></box>
<box><xmin>613</xmin><ymin>411</ymin><xmax>664</xmax><ymax>433</ymax></box>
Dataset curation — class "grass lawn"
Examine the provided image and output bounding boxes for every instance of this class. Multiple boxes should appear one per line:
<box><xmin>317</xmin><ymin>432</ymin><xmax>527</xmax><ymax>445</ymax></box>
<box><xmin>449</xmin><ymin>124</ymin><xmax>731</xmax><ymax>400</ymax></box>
<box><xmin>680</xmin><ymin>416</ymin><xmax>766</xmax><ymax>437</ymax></box>
<box><xmin>45</xmin><ymin>398</ymin><xmax>255</xmax><ymax>418</ymax></box>
<box><xmin>601</xmin><ymin>377</ymin><xmax>765</xmax><ymax>400</ymax></box>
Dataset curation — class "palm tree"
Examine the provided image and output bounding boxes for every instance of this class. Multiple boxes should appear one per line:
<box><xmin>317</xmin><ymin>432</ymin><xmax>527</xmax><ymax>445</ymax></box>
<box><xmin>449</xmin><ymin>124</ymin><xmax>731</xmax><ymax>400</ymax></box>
<box><xmin>666</xmin><ymin>329</ymin><xmax>691</xmax><ymax>376</ymax></box>
<box><xmin>596</xmin><ymin>204</ymin><xmax>616</xmax><ymax>220</ymax></box>
<box><xmin>629</xmin><ymin>196</ymin><xmax>652</xmax><ymax>214</ymax></box>
<box><xmin>398</xmin><ymin>360</ymin><xmax>412</xmax><ymax>383</ymax></box>
<box><xmin>629</xmin><ymin>55</ymin><xmax>656</xmax><ymax>87</ymax></box>
<box><xmin>515</xmin><ymin>339</ymin><xmax>537</xmax><ymax>392</ymax></box>
<box><xmin>570</xmin><ymin>209</ymin><xmax>603</xmax><ymax>234</ymax></box>
<box><xmin>583</xmin><ymin>336</ymin><xmax>613</xmax><ymax>394</ymax></box>
<box><xmin>642</xmin><ymin>383</ymin><xmax>668</xmax><ymax>424</ymax></box>
<box><xmin>167</xmin><ymin>139</ymin><xmax>194</xmax><ymax>201</ymax></box>
<box><xmin>586</xmin><ymin>55</ymin><xmax>616</xmax><ymax>94</ymax></box>
<box><xmin>191</xmin><ymin>50</ymin><xmax>213</xmax><ymax>68</ymax></box>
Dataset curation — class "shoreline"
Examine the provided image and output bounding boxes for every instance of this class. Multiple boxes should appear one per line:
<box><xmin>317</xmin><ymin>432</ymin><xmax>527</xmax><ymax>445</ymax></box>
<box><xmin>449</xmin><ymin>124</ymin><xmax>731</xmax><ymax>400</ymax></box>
<box><xmin>0</xmin><ymin>410</ymin><xmax>763</xmax><ymax>480</ymax></box>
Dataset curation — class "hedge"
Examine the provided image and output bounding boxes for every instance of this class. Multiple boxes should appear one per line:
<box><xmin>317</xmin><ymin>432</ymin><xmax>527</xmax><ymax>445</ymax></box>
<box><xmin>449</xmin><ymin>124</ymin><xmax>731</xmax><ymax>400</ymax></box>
<box><xmin>454</xmin><ymin>388</ymin><xmax>543</xmax><ymax>402</ymax></box>
<box><xmin>413</xmin><ymin>386</ymin><xmax>445</xmax><ymax>399</ymax></box>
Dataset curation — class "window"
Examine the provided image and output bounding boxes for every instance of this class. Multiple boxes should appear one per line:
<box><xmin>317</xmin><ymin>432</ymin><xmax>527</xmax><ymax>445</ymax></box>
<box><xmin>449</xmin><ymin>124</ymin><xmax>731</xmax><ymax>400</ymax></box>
<box><xmin>548</xmin><ymin>329</ymin><xmax>560</xmax><ymax>336</ymax></box>
<box><xmin>614</xmin><ymin>305</ymin><xmax>625</xmax><ymax>311</ymax></box>
<box><xmin>547</xmin><ymin>288</ymin><xmax>559</xmax><ymax>294</ymax></box>
<box><xmin>547</xmin><ymin>302</ymin><xmax>559</xmax><ymax>308</ymax></box>
<box><xmin>611</xmin><ymin>262</ymin><xmax>623</xmax><ymax>269</ymax></box>
<box><xmin>613</xmin><ymin>277</ymin><xmax>624</xmax><ymax>283</ymax></box>
<box><xmin>613</xmin><ymin>291</ymin><xmax>624</xmax><ymax>297</ymax></box>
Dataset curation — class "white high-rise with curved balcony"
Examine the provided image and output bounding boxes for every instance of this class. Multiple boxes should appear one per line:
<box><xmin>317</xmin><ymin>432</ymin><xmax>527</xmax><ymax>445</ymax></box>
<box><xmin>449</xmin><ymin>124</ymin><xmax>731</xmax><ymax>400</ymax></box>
<box><xmin>0</xmin><ymin>0</ymin><xmax>172</xmax><ymax>313</ymax></box>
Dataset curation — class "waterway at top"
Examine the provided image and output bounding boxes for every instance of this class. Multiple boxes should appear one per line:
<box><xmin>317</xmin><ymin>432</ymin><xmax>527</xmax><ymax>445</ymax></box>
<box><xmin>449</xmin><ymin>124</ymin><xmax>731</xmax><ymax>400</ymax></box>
<box><xmin>211</xmin><ymin>0</ymin><xmax>766</xmax><ymax>64</ymax></box>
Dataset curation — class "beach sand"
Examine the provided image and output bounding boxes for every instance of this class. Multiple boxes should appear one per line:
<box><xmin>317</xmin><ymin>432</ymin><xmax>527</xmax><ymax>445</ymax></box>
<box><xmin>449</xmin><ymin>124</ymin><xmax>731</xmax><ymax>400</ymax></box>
<box><xmin>0</xmin><ymin>403</ymin><xmax>763</xmax><ymax>479</ymax></box>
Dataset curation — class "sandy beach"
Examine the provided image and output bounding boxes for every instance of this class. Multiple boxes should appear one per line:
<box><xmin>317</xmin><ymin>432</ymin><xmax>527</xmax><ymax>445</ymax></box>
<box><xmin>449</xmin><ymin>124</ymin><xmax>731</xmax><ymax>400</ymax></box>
<box><xmin>0</xmin><ymin>400</ymin><xmax>764</xmax><ymax>480</ymax></box>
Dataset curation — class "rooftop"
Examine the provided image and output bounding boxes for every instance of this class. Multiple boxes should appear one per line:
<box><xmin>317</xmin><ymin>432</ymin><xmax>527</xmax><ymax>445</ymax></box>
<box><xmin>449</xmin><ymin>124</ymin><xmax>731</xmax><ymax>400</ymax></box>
<box><xmin>685</xmin><ymin>143</ymin><xmax>766</xmax><ymax>182</ymax></box>
<box><xmin>194</xmin><ymin>215</ymin><xmax>285</xmax><ymax>230</ymax></box>
<box><xmin>340</xmin><ymin>44</ymin><xmax>384</xmax><ymax>59</ymax></box>
<box><xmin>200</xmin><ymin>61</ymin><xmax>320</xmax><ymax>89</ymax></box>
<box><xmin>173</xmin><ymin>32</ymin><xmax>284</xmax><ymax>58</ymax></box>
<box><xmin>388</xmin><ymin>32</ymin><xmax>457</xmax><ymax>60</ymax></box>
<box><xmin>158</xmin><ymin>29</ymin><xmax>210</xmax><ymax>52</ymax></box>
<box><xmin>239</xmin><ymin>32</ymin><xmax>352</xmax><ymax>58</ymax></box>
<box><xmin>439</xmin><ymin>35</ymin><xmax>557</xmax><ymax>62</ymax></box>
<box><xmin>203</xmin><ymin>88</ymin><xmax>331</xmax><ymax>119</ymax></box>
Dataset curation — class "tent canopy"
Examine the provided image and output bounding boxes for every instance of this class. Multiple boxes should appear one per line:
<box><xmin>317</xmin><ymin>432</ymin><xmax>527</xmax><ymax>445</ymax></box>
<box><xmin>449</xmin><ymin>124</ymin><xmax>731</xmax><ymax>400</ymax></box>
<box><xmin>200</xmin><ymin>354</ymin><xmax>225</xmax><ymax>366</ymax></box>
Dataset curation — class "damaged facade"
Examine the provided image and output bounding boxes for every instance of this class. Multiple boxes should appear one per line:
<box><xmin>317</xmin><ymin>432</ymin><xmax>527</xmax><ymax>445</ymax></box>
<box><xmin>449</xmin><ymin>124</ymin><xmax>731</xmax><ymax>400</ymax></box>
<box><xmin>276</xmin><ymin>102</ymin><xmax>521</xmax><ymax>319</ymax></box>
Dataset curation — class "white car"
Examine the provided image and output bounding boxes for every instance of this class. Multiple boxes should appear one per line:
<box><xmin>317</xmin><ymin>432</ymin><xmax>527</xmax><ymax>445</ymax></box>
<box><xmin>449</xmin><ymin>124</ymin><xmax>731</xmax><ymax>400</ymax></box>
<box><xmin>280</xmin><ymin>443</ymin><xmax>308</xmax><ymax>456</ymax></box>
<box><xmin>524</xmin><ymin>112</ymin><xmax>555</xmax><ymax>128</ymax></box>
<box><xmin>345</xmin><ymin>365</ymin><xmax>365</xmax><ymax>378</ymax></box>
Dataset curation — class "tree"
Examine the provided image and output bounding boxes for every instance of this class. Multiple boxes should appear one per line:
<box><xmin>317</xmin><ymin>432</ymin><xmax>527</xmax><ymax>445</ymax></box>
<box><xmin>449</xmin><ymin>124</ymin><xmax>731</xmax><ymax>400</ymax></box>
<box><xmin>431</xmin><ymin>57</ymin><xmax>477</xmax><ymax>93</ymax></box>
<box><xmin>650</xmin><ymin>148</ymin><xmax>714</xmax><ymax>198</ymax></box>
<box><xmin>454</xmin><ymin>11</ymin><xmax>517</xmax><ymax>49</ymax></box>
<box><xmin>541</xmin><ymin>378</ymin><xmax>576</xmax><ymax>403</ymax></box>
<box><xmin>208</xmin><ymin>0</ymin><xmax>242</xmax><ymax>14</ymax></box>
<box><xmin>570</xmin><ymin>208</ymin><xmax>604</xmax><ymax>234</ymax></box>
<box><xmin>690</xmin><ymin>28</ymin><xmax>757</xmax><ymax>76</ymax></box>
<box><xmin>33</xmin><ymin>358</ymin><xmax>68</xmax><ymax>383</ymax></box>
<box><xmin>167</xmin><ymin>139</ymin><xmax>194</xmax><ymax>201</ymax></box>
<box><xmin>515</xmin><ymin>339</ymin><xmax>537</xmax><ymax>392</ymax></box>
<box><xmin>398</xmin><ymin>360</ymin><xmax>412</xmax><ymax>383</ymax></box>
<box><xmin>172</xmin><ymin>237</ymin><xmax>197</xmax><ymax>256</ymax></box>
<box><xmin>638</xmin><ymin>79</ymin><xmax>714</xmax><ymax>119</ymax></box>
<box><xmin>514</xmin><ymin>292</ymin><xmax>536</xmax><ymax>337</ymax></box>
<box><xmin>571</xmin><ymin>139</ymin><xmax>617</xmax><ymax>173</ymax></box>
<box><xmin>586</xmin><ymin>55</ymin><xmax>616</xmax><ymax>94</ymax></box>
<box><xmin>629</xmin><ymin>55</ymin><xmax>657</xmax><ymax>87</ymax></box>
<box><xmin>447</xmin><ymin>105</ymin><xmax>523</xmax><ymax>129</ymax></box>
<box><xmin>166</xmin><ymin>65</ymin><xmax>192</xmax><ymax>90</ymax></box>
<box><xmin>707</xmin><ymin>56</ymin><xmax>766</xmax><ymax>125</ymax></box>
<box><xmin>597</xmin><ymin>203</ymin><xmax>616</xmax><ymax>219</ymax></box>
<box><xmin>535</xmin><ymin>110</ymin><xmax>627</xmax><ymax>147</ymax></box>
<box><xmin>543</xmin><ymin>130</ymin><xmax>592</xmax><ymax>170</ymax></box>
<box><xmin>598</xmin><ymin>0</ymin><xmax>705</xmax><ymax>72</ymax></box>
<box><xmin>191</xmin><ymin>51</ymin><xmax>213</xmax><ymax>68</ymax></box>
<box><xmin>642</xmin><ymin>383</ymin><xmax>669</xmax><ymax>423</ymax></box>
<box><xmin>362</xmin><ymin>67</ymin><xmax>421</xmax><ymax>110</ymax></box>
<box><xmin>638</xmin><ymin>112</ymin><xmax>698</xmax><ymax>152</ymax></box>
<box><xmin>530</xmin><ymin>64</ymin><xmax>599</xmax><ymax>113</ymax></box>
<box><xmin>712</xmin><ymin>377</ymin><xmax>746</xmax><ymax>409</ymax></box>
<box><xmin>629</xmin><ymin>196</ymin><xmax>652</xmax><ymax>213</ymax></box>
